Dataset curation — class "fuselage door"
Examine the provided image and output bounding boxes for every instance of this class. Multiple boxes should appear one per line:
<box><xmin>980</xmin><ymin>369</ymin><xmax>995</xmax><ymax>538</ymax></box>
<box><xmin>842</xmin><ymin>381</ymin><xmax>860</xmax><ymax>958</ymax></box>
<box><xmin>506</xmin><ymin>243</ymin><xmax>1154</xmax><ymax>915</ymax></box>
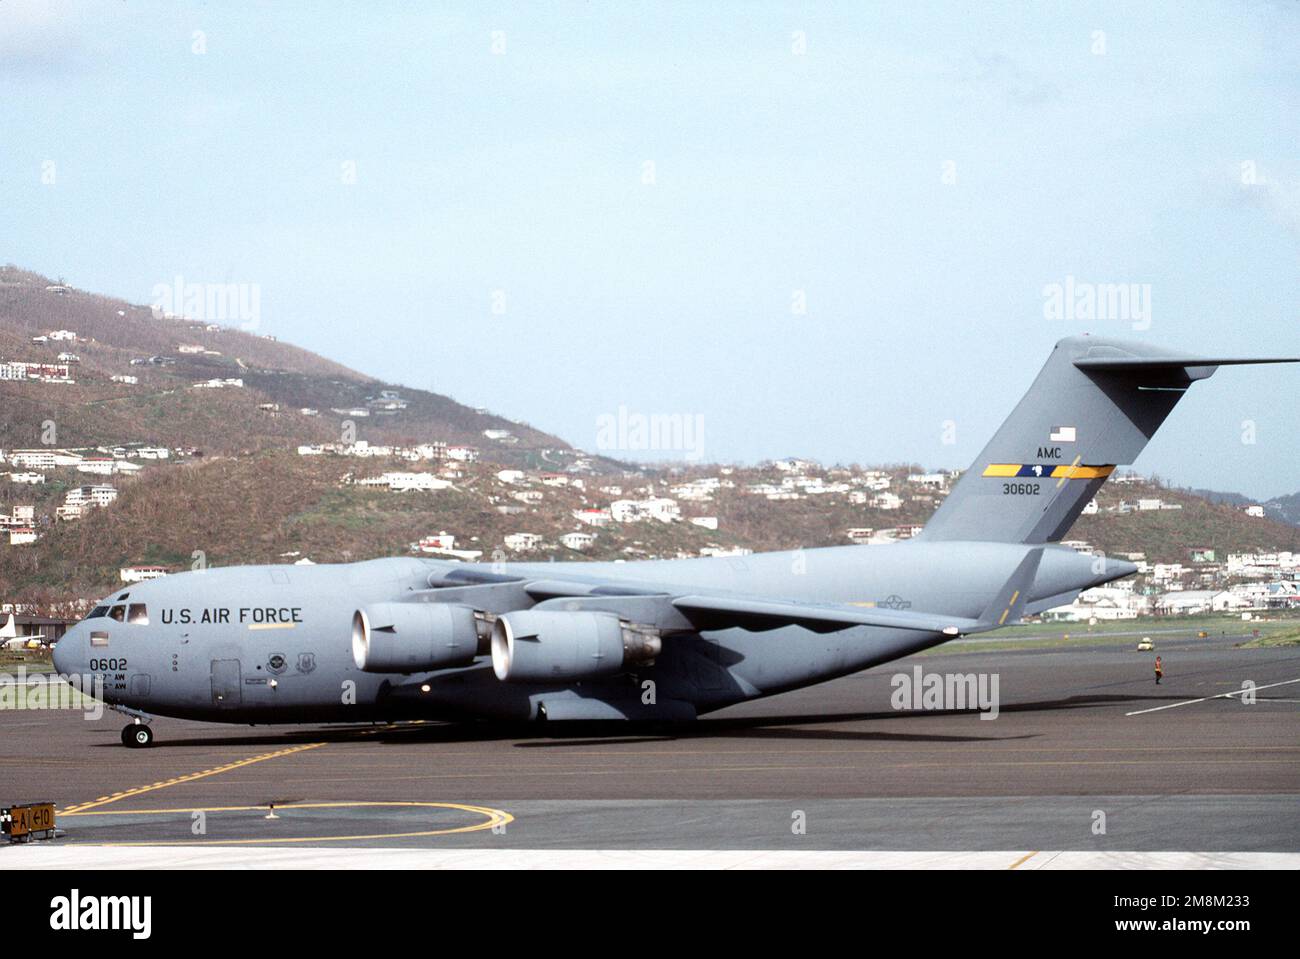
<box><xmin>211</xmin><ymin>659</ymin><xmax>242</xmax><ymax>707</ymax></box>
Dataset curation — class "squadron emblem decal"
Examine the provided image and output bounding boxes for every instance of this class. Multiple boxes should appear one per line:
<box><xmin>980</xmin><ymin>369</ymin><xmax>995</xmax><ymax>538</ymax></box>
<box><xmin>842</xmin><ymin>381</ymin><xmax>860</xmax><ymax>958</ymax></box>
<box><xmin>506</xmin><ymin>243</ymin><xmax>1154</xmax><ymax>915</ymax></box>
<box><xmin>296</xmin><ymin>652</ymin><xmax>317</xmax><ymax>675</ymax></box>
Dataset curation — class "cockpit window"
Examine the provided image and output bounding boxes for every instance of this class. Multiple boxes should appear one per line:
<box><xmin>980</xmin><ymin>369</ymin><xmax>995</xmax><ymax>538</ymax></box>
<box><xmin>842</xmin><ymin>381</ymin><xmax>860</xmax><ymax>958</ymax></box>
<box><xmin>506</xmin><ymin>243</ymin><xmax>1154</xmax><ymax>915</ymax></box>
<box><xmin>127</xmin><ymin>603</ymin><xmax>149</xmax><ymax>625</ymax></box>
<box><xmin>108</xmin><ymin>605</ymin><xmax>126</xmax><ymax>622</ymax></box>
<box><xmin>86</xmin><ymin>605</ymin><xmax>109</xmax><ymax>620</ymax></box>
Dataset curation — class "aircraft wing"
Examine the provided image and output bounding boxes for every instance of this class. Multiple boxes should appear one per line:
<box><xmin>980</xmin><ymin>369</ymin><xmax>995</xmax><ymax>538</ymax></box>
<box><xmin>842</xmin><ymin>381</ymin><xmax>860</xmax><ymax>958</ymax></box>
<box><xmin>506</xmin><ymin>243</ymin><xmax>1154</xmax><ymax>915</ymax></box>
<box><xmin>670</xmin><ymin>594</ymin><xmax>979</xmax><ymax>635</ymax></box>
<box><xmin>526</xmin><ymin>549</ymin><xmax>1046</xmax><ymax>638</ymax></box>
<box><xmin>425</xmin><ymin>548</ymin><xmax>1044</xmax><ymax>638</ymax></box>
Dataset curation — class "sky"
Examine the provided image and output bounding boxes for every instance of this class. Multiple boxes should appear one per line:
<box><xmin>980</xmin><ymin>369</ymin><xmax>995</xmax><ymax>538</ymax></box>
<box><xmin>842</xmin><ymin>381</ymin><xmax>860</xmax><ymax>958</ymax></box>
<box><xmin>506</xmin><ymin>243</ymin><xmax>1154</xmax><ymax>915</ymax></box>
<box><xmin>3</xmin><ymin>1</ymin><xmax>1297</xmax><ymax>498</ymax></box>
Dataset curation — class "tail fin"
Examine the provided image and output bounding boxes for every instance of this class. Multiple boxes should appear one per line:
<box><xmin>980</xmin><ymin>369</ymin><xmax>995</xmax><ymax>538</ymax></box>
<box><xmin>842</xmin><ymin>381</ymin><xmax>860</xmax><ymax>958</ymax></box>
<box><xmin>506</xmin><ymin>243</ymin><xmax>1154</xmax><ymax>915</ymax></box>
<box><xmin>920</xmin><ymin>336</ymin><xmax>1298</xmax><ymax>544</ymax></box>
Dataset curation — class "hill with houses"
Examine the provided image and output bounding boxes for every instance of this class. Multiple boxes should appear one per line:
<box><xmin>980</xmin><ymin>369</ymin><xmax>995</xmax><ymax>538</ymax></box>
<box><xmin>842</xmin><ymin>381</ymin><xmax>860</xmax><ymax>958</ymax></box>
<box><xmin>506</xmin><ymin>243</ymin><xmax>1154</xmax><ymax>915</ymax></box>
<box><xmin>1</xmin><ymin>266</ymin><xmax>1297</xmax><ymax>619</ymax></box>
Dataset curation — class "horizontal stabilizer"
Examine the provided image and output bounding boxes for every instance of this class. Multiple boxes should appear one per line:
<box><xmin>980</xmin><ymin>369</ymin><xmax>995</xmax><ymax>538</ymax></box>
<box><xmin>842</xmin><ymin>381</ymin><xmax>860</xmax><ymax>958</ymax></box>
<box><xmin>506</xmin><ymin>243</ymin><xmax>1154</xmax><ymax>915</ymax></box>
<box><xmin>1075</xmin><ymin>354</ymin><xmax>1299</xmax><ymax>382</ymax></box>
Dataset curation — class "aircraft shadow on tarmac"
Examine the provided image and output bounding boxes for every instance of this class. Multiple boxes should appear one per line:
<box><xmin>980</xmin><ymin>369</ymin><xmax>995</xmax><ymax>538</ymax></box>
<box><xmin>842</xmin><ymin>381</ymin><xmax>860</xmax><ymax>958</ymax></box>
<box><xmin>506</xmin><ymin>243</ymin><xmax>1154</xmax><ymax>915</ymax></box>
<box><xmin>87</xmin><ymin>691</ymin><xmax>1175</xmax><ymax>749</ymax></box>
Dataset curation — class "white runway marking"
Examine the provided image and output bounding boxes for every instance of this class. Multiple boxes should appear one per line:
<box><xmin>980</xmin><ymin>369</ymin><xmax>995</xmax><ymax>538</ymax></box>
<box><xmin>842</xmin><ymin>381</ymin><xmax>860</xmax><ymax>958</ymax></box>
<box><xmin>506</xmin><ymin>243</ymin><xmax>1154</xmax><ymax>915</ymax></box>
<box><xmin>1126</xmin><ymin>678</ymin><xmax>1300</xmax><ymax>716</ymax></box>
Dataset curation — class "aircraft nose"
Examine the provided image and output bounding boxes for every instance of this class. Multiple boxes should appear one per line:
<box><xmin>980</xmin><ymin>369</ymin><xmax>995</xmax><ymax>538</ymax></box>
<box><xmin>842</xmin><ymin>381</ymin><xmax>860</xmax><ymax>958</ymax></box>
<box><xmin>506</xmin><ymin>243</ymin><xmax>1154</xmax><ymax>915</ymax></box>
<box><xmin>52</xmin><ymin>626</ymin><xmax>80</xmax><ymax>675</ymax></box>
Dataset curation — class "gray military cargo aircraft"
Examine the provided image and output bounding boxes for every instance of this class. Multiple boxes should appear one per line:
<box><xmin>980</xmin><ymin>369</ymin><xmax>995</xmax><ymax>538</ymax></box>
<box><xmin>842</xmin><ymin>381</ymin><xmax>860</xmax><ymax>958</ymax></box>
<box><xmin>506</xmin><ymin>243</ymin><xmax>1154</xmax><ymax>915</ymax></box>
<box><xmin>53</xmin><ymin>335</ymin><xmax>1297</xmax><ymax>746</ymax></box>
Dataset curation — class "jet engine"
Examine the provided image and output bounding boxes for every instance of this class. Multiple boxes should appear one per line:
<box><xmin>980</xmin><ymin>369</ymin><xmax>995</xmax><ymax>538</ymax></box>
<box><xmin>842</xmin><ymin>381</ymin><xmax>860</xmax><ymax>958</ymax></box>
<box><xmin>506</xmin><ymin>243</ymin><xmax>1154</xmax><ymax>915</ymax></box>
<box><xmin>352</xmin><ymin>602</ymin><xmax>492</xmax><ymax>673</ymax></box>
<box><xmin>491</xmin><ymin>609</ymin><xmax>662</xmax><ymax>683</ymax></box>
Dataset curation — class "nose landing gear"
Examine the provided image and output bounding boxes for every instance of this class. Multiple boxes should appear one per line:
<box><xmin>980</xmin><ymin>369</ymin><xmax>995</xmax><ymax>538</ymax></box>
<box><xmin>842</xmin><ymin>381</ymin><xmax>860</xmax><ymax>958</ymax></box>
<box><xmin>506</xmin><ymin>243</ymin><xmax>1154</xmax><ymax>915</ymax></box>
<box><xmin>121</xmin><ymin>722</ymin><xmax>154</xmax><ymax>748</ymax></box>
<box><xmin>111</xmin><ymin>705</ymin><xmax>156</xmax><ymax>748</ymax></box>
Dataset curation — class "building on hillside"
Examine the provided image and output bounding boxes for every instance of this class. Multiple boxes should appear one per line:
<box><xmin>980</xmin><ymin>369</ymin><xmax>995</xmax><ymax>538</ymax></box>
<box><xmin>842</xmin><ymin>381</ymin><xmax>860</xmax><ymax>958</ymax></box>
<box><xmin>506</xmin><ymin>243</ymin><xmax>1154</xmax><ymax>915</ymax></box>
<box><xmin>356</xmin><ymin>472</ymin><xmax>452</xmax><ymax>492</ymax></box>
<box><xmin>609</xmin><ymin>500</ymin><xmax>644</xmax><ymax>523</ymax></box>
<box><xmin>572</xmin><ymin>508</ymin><xmax>611</xmax><ymax>527</ymax></box>
<box><xmin>503</xmin><ymin>532</ymin><xmax>542</xmax><ymax>552</ymax></box>
<box><xmin>0</xmin><ymin>506</ymin><xmax>35</xmax><ymax>528</ymax></box>
<box><xmin>120</xmin><ymin>566</ymin><xmax>169</xmax><ymax>583</ymax></box>
<box><xmin>906</xmin><ymin>473</ymin><xmax>947</xmax><ymax>489</ymax></box>
<box><xmin>76</xmin><ymin>458</ymin><xmax>116</xmax><ymax>476</ymax></box>
<box><xmin>773</xmin><ymin>458</ymin><xmax>815</xmax><ymax>473</ymax></box>
<box><xmin>0</xmin><ymin>361</ymin><xmax>73</xmax><ymax>383</ymax></box>
<box><xmin>641</xmin><ymin>497</ymin><xmax>680</xmax><ymax>522</ymax></box>
<box><xmin>64</xmin><ymin>485</ymin><xmax>118</xmax><ymax>509</ymax></box>
<box><xmin>699</xmin><ymin>546</ymin><xmax>752</xmax><ymax>558</ymax></box>
<box><xmin>194</xmin><ymin>377</ymin><xmax>244</xmax><ymax>388</ymax></box>
<box><xmin>1228</xmin><ymin>581</ymin><xmax>1299</xmax><ymax>609</ymax></box>
<box><xmin>1155</xmin><ymin>590</ymin><xmax>1252</xmax><ymax>615</ymax></box>
<box><xmin>561</xmin><ymin>531</ymin><xmax>596</xmax><ymax>551</ymax></box>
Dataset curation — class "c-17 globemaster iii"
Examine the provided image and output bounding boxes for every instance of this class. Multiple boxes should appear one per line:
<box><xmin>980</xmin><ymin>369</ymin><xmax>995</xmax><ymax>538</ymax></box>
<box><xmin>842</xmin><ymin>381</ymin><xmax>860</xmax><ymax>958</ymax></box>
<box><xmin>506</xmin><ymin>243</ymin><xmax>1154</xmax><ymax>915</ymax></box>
<box><xmin>53</xmin><ymin>335</ymin><xmax>1298</xmax><ymax>746</ymax></box>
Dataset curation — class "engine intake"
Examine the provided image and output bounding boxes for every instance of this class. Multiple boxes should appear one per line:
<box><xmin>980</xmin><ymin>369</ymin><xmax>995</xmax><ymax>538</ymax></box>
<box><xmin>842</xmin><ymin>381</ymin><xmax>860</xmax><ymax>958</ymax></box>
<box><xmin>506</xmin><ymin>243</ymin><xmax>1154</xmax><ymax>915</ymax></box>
<box><xmin>491</xmin><ymin>610</ymin><xmax>662</xmax><ymax>683</ymax></box>
<box><xmin>352</xmin><ymin>602</ymin><xmax>492</xmax><ymax>673</ymax></box>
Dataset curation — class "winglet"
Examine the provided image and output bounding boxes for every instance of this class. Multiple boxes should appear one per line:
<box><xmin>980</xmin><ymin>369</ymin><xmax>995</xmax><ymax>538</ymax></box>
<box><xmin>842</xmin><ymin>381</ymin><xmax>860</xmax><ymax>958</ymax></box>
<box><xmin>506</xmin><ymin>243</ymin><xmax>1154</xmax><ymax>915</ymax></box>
<box><xmin>966</xmin><ymin>548</ymin><xmax>1045</xmax><ymax>635</ymax></box>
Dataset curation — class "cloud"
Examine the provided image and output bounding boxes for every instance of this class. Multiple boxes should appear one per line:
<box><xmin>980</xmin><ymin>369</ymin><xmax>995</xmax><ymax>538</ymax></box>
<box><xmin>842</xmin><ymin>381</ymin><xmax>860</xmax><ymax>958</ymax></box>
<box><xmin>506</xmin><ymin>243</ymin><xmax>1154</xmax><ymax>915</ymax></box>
<box><xmin>947</xmin><ymin>51</ymin><xmax>1062</xmax><ymax>106</ymax></box>
<box><xmin>0</xmin><ymin>0</ymin><xmax>117</xmax><ymax>77</ymax></box>
<box><xmin>1245</xmin><ymin>177</ymin><xmax>1300</xmax><ymax>237</ymax></box>
<box><xmin>1221</xmin><ymin>162</ymin><xmax>1300</xmax><ymax>238</ymax></box>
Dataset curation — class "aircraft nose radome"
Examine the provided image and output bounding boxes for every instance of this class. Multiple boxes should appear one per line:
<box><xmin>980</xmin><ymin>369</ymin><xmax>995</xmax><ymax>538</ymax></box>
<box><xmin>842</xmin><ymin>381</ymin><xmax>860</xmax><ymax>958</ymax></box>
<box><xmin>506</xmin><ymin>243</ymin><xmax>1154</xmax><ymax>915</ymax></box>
<box><xmin>52</xmin><ymin>628</ymin><xmax>77</xmax><ymax>674</ymax></box>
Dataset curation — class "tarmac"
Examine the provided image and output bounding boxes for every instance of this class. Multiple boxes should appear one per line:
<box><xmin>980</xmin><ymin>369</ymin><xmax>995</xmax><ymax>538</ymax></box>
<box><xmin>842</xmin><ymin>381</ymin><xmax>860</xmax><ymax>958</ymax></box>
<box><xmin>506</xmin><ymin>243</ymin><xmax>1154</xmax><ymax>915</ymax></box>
<box><xmin>3</xmin><ymin>629</ymin><xmax>1297</xmax><ymax>866</ymax></box>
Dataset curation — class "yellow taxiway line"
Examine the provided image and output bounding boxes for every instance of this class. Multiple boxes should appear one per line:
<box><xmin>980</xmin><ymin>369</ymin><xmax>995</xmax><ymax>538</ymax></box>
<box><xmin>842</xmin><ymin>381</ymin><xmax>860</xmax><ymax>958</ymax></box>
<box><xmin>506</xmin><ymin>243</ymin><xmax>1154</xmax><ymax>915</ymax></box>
<box><xmin>61</xmin><ymin>800</ymin><xmax>513</xmax><ymax>845</ymax></box>
<box><xmin>56</xmin><ymin>740</ymin><xmax>513</xmax><ymax>844</ymax></box>
<box><xmin>58</xmin><ymin>741</ymin><xmax>327</xmax><ymax>814</ymax></box>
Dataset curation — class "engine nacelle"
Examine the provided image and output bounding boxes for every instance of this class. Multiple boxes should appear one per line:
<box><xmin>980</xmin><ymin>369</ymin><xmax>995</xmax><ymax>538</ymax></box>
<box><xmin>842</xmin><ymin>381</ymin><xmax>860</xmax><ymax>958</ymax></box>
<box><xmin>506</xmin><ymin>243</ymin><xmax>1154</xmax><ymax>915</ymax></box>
<box><xmin>352</xmin><ymin>602</ymin><xmax>491</xmax><ymax>673</ymax></box>
<box><xmin>491</xmin><ymin>610</ymin><xmax>662</xmax><ymax>683</ymax></box>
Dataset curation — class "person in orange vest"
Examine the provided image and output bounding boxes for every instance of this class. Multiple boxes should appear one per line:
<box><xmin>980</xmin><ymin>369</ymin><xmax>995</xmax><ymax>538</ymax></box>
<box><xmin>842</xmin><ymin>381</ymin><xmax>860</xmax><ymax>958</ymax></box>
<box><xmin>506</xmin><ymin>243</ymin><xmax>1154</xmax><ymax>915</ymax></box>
<box><xmin>1154</xmin><ymin>655</ymin><xmax>1164</xmax><ymax>685</ymax></box>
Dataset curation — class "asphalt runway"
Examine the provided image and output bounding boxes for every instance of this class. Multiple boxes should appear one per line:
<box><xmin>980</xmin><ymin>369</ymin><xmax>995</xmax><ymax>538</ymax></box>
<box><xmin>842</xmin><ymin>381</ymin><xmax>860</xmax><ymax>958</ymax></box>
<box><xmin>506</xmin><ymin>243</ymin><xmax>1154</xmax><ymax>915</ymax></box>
<box><xmin>2</xmin><ymin>631</ymin><xmax>1298</xmax><ymax>858</ymax></box>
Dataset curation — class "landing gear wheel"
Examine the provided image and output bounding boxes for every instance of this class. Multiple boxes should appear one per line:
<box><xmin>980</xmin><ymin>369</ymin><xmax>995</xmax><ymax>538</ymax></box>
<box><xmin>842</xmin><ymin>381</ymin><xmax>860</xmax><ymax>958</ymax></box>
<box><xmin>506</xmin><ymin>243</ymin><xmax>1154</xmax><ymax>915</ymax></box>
<box><xmin>122</xmin><ymin>724</ymin><xmax>154</xmax><ymax>748</ymax></box>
